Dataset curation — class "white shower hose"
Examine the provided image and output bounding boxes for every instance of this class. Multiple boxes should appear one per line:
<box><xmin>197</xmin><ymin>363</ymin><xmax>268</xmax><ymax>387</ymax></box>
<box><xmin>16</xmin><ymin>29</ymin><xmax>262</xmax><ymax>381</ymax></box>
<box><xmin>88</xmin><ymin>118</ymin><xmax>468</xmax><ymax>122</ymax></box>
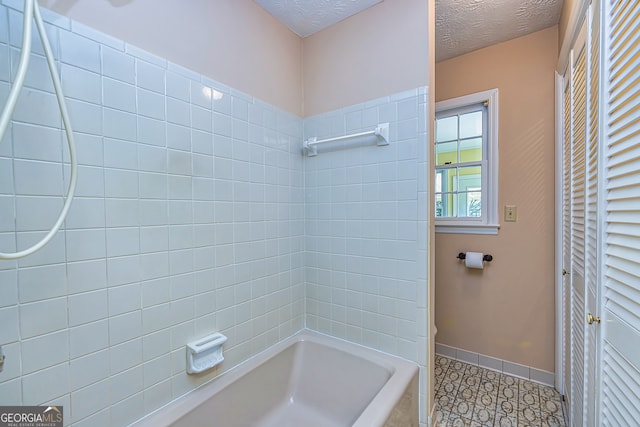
<box><xmin>0</xmin><ymin>0</ymin><xmax>77</xmax><ymax>260</ymax></box>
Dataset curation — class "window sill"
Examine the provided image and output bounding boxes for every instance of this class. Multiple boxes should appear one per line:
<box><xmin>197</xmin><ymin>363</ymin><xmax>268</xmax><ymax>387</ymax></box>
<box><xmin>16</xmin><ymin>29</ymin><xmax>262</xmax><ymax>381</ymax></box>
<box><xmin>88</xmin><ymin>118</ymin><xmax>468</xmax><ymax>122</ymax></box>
<box><xmin>435</xmin><ymin>223</ymin><xmax>501</xmax><ymax>235</ymax></box>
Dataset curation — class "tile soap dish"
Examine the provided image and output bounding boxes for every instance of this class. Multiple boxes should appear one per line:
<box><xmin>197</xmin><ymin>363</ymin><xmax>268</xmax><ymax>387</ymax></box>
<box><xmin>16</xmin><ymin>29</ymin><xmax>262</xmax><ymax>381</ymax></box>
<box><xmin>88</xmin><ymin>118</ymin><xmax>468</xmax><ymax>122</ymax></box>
<box><xmin>186</xmin><ymin>332</ymin><xmax>227</xmax><ymax>374</ymax></box>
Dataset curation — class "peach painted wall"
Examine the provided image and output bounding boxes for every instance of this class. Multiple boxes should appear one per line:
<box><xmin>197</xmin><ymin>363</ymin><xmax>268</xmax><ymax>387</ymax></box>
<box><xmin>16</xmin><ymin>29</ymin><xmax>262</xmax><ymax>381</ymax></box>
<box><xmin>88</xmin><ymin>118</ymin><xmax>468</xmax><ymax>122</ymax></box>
<box><xmin>302</xmin><ymin>0</ymin><xmax>429</xmax><ymax>116</ymax></box>
<box><xmin>435</xmin><ymin>26</ymin><xmax>558</xmax><ymax>372</ymax></box>
<box><xmin>40</xmin><ymin>0</ymin><xmax>304</xmax><ymax>116</ymax></box>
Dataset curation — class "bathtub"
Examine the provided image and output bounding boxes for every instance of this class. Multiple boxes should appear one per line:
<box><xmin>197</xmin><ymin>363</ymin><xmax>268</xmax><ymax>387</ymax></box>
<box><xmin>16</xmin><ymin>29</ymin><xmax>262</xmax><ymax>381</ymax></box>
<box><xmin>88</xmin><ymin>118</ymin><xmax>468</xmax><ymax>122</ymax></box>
<box><xmin>132</xmin><ymin>330</ymin><xmax>418</xmax><ymax>427</ymax></box>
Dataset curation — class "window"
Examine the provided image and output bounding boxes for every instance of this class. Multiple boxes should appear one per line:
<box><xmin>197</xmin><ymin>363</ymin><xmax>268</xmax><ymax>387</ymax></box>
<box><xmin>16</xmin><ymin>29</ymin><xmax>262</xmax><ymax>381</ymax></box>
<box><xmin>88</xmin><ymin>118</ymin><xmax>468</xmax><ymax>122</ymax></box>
<box><xmin>435</xmin><ymin>89</ymin><xmax>499</xmax><ymax>234</ymax></box>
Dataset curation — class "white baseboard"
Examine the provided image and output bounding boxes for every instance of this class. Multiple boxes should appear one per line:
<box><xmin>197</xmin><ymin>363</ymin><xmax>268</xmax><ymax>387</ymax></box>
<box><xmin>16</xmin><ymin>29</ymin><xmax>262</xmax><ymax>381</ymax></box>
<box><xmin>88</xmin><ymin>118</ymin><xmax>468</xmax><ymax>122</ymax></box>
<box><xmin>435</xmin><ymin>342</ymin><xmax>555</xmax><ymax>387</ymax></box>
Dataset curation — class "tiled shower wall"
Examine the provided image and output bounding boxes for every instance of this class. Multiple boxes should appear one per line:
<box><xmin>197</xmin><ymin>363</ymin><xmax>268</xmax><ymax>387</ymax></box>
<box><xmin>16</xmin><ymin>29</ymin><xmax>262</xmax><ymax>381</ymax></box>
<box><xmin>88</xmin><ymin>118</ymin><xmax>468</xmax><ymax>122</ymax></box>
<box><xmin>0</xmin><ymin>2</ymin><xmax>431</xmax><ymax>426</ymax></box>
<box><xmin>0</xmin><ymin>2</ymin><xmax>304</xmax><ymax>425</ymax></box>
<box><xmin>303</xmin><ymin>89</ymin><xmax>429</xmax><ymax>423</ymax></box>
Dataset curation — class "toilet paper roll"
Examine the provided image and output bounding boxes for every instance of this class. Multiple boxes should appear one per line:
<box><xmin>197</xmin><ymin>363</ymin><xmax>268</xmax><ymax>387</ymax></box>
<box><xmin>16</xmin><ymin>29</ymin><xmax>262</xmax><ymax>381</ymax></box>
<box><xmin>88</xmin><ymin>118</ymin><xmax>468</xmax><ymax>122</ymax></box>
<box><xmin>465</xmin><ymin>252</ymin><xmax>484</xmax><ymax>269</ymax></box>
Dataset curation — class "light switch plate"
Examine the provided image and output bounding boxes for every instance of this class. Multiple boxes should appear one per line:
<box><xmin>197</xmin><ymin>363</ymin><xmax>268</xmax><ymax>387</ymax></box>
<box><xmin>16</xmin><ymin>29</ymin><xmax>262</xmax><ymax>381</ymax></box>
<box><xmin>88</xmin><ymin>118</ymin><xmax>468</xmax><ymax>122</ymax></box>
<box><xmin>505</xmin><ymin>205</ymin><xmax>517</xmax><ymax>222</ymax></box>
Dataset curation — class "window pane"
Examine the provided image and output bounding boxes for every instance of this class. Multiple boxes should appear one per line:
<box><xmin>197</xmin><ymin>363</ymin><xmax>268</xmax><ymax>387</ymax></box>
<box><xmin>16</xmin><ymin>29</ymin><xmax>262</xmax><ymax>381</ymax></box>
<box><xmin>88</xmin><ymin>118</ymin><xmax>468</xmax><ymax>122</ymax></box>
<box><xmin>435</xmin><ymin>193</ymin><xmax>443</xmax><ymax>217</ymax></box>
<box><xmin>438</xmin><ymin>167</ymin><xmax>458</xmax><ymax>192</ymax></box>
<box><xmin>436</xmin><ymin>116</ymin><xmax>457</xmax><ymax>142</ymax></box>
<box><xmin>436</xmin><ymin>141</ymin><xmax>457</xmax><ymax>165</ymax></box>
<box><xmin>460</xmin><ymin>138</ymin><xmax>482</xmax><ymax>162</ymax></box>
<box><xmin>457</xmin><ymin>191</ymin><xmax>482</xmax><ymax>217</ymax></box>
<box><xmin>457</xmin><ymin>165</ymin><xmax>481</xmax><ymax>191</ymax></box>
<box><xmin>460</xmin><ymin>191</ymin><xmax>482</xmax><ymax>217</ymax></box>
<box><xmin>459</xmin><ymin>111</ymin><xmax>482</xmax><ymax>139</ymax></box>
<box><xmin>435</xmin><ymin>193</ymin><xmax>455</xmax><ymax>218</ymax></box>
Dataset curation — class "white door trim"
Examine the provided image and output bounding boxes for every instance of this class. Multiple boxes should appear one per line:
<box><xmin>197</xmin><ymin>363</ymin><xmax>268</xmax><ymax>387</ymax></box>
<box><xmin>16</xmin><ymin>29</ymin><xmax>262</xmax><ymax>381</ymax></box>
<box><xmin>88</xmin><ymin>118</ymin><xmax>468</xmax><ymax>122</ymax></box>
<box><xmin>554</xmin><ymin>70</ymin><xmax>565</xmax><ymax>395</ymax></box>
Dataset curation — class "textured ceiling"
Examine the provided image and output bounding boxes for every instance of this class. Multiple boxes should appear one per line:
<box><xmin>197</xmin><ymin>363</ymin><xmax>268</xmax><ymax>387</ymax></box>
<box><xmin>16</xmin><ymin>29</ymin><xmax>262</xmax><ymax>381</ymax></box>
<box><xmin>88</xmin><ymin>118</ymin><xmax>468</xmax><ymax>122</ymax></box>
<box><xmin>436</xmin><ymin>0</ymin><xmax>564</xmax><ymax>62</ymax></box>
<box><xmin>254</xmin><ymin>0</ymin><xmax>384</xmax><ymax>37</ymax></box>
<box><xmin>254</xmin><ymin>0</ymin><xmax>563</xmax><ymax>61</ymax></box>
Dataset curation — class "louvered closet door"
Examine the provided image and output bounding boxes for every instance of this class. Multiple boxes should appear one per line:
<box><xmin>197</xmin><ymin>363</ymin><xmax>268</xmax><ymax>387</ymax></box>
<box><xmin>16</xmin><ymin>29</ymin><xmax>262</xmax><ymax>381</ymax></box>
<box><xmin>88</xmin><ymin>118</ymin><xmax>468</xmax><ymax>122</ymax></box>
<box><xmin>562</xmin><ymin>10</ymin><xmax>604</xmax><ymax>422</ymax></box>
<box><xmin>601</xmin><ymin>0</ymin><xmax>640</xmax><ymax>424</ymax></box>
<box><xmin>561</xmin><ymin>76</ymin><xmax>573</xmax><ymax>422</ymax></box>
<box><xmin>584</xmin><ymin>0</ymin><xmax>602</xmax><ymax>424</ymax></box>
<box><xmin>570</xmin><ymin>39</ymin><xmax>587</xmax><ymax>427</ymax></box>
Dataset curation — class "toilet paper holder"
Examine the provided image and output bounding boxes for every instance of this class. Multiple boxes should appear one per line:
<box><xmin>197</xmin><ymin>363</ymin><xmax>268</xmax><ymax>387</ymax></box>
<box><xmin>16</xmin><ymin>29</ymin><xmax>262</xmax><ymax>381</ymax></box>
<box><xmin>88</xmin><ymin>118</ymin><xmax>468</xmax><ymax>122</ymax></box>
<box><xmin>457</xmin><ymin>252</ymin><xmax>493</xmax><ymax>262</ymax></box>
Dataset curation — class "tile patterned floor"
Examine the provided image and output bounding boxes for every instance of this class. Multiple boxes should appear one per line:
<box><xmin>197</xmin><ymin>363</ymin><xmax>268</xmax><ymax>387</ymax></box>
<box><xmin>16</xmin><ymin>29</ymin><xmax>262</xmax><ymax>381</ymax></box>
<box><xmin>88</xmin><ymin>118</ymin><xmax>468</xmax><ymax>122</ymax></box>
<box><xmin>433</xmin><ymin>355</ymin><xmax>566</xmax><ymax>427</ymax></box>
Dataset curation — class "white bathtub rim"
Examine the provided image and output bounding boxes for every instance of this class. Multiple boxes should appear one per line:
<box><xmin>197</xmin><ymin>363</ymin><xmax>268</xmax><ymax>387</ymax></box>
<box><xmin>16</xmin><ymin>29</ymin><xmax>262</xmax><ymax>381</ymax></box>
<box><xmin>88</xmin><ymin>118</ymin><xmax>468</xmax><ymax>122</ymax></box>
<box><xmin>130</xmin><ymin>328</ymin><xmax>418</xmax><ymax>427</ymax></box>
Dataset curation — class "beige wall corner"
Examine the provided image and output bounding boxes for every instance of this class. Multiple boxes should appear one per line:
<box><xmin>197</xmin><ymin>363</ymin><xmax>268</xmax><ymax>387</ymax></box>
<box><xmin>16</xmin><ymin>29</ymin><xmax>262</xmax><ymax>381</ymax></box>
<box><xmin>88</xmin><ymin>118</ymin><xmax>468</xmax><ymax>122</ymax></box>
<box><xmin>40</xmin><ymin>0</ymin><xmax>304</xmax><ymax>116</ymax></box>
<box><xmin>434</xmin><ymin>26</ymin><xmax>558</xmax><ymax>372</ymax></box>
<box><xmin>302</xmin><ymin>0</ymin><xmax>429</xmax><ymax>117</ymax></box>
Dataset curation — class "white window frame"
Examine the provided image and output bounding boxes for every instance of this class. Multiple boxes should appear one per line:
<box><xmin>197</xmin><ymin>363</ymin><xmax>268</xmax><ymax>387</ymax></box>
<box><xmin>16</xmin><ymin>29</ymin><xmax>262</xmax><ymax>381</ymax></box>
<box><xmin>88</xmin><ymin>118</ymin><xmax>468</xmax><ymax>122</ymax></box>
<box><xmin>435</xmin><ymin>88</ymin><xmax>500</xmax><ymax>235</ymax></box>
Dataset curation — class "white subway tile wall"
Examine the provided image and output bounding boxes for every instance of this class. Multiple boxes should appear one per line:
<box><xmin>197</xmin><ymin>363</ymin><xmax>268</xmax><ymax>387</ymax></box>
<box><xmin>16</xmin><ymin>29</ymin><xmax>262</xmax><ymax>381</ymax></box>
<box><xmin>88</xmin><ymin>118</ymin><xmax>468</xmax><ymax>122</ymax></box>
<box><xmin>305</xmin><ymin>93</ymin><xmax>417</xmax><ymax>355</ymax></box>
<box><xmin>0</xmin><ymin>2</ymin><xmax>430</xmax><ymax>426</ymax></box>
<box><xmin>0</xmin><ymin>2</ymin><xmax>305</xmax><ymax>425</ymax></box>
<box><xmin>303</xmin><ymin>87</ymin><xmax>429</xmax><ymax>424</ymax></box>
